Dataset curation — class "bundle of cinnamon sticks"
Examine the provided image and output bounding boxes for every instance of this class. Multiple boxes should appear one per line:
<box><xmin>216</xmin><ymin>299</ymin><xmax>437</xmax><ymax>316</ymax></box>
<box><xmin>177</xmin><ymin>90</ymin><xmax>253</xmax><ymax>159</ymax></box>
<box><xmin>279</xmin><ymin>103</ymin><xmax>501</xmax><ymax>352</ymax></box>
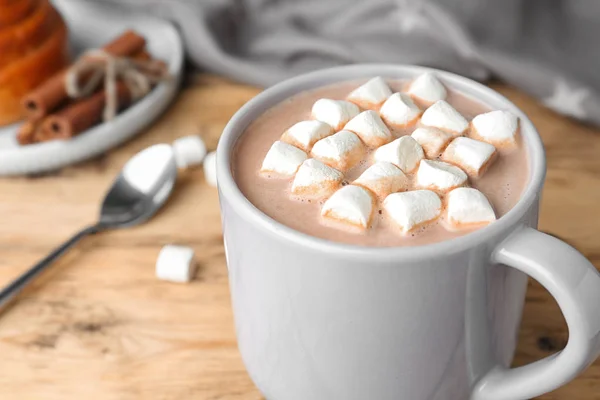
<box><xmin>17</xmin><ymin>30</ymin><xmax>168</xmax><ymax>145</ymax></box>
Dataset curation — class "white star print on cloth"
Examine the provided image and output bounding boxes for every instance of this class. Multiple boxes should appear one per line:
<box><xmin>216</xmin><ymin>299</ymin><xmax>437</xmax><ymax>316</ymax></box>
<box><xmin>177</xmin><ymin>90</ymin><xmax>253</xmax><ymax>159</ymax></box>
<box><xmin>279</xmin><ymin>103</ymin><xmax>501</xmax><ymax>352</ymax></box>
<box><xmin>543</xmin><ymin>80</ymin><xmax>590</xmax><ymax>119</ymax></box>
<box><xmin>396</xmin><ymin>0</ymin><xmax>430</xmax><ymax>33</ymax></box>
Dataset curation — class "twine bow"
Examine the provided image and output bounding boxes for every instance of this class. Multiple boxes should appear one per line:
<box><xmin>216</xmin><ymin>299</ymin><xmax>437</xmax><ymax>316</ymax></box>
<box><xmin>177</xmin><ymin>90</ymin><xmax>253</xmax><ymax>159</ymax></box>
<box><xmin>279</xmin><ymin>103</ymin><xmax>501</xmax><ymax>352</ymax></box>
<box><xmin>65</xmin><ymin>50</ymin><xmax>170</xmax><ymax>121</ymax></box>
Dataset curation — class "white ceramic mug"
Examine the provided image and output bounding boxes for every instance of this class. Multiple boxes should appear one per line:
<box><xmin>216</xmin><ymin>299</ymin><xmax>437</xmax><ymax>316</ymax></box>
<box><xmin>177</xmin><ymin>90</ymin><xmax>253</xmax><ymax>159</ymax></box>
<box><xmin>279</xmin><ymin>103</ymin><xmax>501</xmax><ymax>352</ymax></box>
<box><xmin>217</xmin><ymin>65</ymin><xmax>600</xmax><ymax>400</ymax></box>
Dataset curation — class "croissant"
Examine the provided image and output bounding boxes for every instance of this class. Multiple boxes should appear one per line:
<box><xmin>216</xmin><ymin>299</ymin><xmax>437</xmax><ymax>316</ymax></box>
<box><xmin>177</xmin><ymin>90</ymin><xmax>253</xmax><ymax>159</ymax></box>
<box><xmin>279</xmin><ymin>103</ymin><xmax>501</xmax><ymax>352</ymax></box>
<box><xmin>0</xmin><ymin>0</ymin><xmax>69</xmax><ymax>126</ymax></box>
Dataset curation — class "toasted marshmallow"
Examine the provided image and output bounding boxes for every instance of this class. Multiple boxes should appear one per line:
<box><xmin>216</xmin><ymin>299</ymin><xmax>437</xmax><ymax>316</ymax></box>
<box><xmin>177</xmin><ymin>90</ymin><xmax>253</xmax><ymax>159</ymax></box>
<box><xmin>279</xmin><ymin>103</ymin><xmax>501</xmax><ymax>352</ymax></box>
<box><xmin>344</xmin><ymin>110</ymin><xmax>392</xmax><ymax>148</ymax></box>
<box><xmin>446</xmin><ymin>187</ymin><xmax>496</xmax><ymax>229</ymax></box>
<box><xmin>384</xmin><ymin>190</ymin><xmax>442</xmax><ymax>234</ymax></box>
<box><xmin>261</xmin><ymin>141</ymin><xmax>307</xmax><ymax>177</ymax></box>
<box><xmin>172</xmin><ymin>135</ymin><xmax>207</xmax><ymax>169</ymax></box>
<box><xmin>291</xmin><ymin>159</ymin><xmax>343</xmax><ymax>199</ymax></box>
<box><xmin>379</xmin><ymin>93</ymin><xmax>422</xmax><ymax>127</ymax></box>
<box><xmin>408</xmin><ymin>72</ymin><xmax>447</xmax><ymax>105</ymax></box>
<box><xmin>416</xmin><ymin>160</ymin><xmax>468</xmax><ymax>192</ymax></box>
<box><xmin>281</xmin><ymin>120</ymin><xmax>334</xmax><ymax>152</ymax></box>
<box><xmin>374</xmin><ymin>136</ymin><xmax>424</xmax><ymax>173</ymax></box>
<box><xmin>311</xmin><ymin>130</ymin><xmax>365</xmax><ymax>171</ymax></box>
<box><xmin>354</xmin><ymin>161</ymin><xmax>408</xmax><ymax>199</ymax></box>
<box><xmin>312</xmin><ymin>99</ymin><xmax>360</xmax><ymax>130</ymax></box>
<box><xmin>441</xmin><ymin>137</ymin><xmax>497</xmax><ymax>177</ymax></box>
<box><xmin>321</xmin><ymin>185</ymin><xmax>375</xmax><ymax>229</ymax></box>
<box><xmin>203</xmin><ymin>151</ymin><xmax>217</xmax><ymax>187</ymax></box>
<box><xmin>347</xmin><ymin>76</ymin><xmax>392</xmax><ymax>109</ymax></box>
<box><xmin>411</xmin><ymin>127</ymin><xmax>452</xmax><ymax>158</ymax></box>
<box><xmin>471</xmin><ymin>110</ymin><xmax>519</xmax><ymax>147</ymax></box>
<box><xmin>156</xmin><ymin>245</ymin><xmax>197</xmax><ymax>283</ymax></box>
<box><xmin>421</xmin><ymin>100</ymin><xmax>469</xmax><ymax>135</ymax></box>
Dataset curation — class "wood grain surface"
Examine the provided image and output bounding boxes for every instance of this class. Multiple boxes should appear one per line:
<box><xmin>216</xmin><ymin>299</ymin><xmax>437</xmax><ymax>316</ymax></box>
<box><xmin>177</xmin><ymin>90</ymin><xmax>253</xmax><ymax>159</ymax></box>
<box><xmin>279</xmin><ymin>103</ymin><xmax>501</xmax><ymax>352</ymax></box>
<box><xmin>0</xmin><ymin>74</ymin><xmax>599</xmax><ymax>399</ymax></box>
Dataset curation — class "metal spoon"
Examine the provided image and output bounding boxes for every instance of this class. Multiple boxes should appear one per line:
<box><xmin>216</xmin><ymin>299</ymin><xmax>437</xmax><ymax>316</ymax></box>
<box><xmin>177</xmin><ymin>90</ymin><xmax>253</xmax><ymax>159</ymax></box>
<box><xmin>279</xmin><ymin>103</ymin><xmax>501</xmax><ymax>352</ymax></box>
<box><xmin>0</xmin><ymin>144</ymin><xmax>178</xmax><ymax>312</ymax></box>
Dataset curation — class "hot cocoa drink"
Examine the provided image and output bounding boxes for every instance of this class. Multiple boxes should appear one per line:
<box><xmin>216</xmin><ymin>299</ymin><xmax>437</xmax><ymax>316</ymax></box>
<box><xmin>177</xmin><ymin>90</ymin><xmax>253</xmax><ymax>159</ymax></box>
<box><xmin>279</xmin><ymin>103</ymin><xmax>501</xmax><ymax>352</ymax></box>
<box><xmin>232</xmin><ymin>74</ymin><xmax>528</xmax><ymax>247</ymax></box>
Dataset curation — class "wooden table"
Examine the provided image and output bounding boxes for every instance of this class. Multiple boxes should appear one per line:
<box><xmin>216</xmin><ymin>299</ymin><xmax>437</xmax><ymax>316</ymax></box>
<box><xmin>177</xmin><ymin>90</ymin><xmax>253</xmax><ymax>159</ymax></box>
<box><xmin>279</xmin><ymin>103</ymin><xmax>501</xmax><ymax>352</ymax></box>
<box><xmin>0</xmin><ymin>74</ymin><xmax>599</xmax><ymax>399</ymax></box>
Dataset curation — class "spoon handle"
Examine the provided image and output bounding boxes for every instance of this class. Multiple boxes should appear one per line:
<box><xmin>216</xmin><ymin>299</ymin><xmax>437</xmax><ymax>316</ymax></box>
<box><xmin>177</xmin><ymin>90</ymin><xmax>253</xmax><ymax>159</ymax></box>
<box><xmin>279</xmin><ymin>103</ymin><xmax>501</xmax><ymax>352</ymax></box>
<box><xmin>0</xmin><ymin>225</ymin><xmax>100</xmax><ymax>313</ymax></box>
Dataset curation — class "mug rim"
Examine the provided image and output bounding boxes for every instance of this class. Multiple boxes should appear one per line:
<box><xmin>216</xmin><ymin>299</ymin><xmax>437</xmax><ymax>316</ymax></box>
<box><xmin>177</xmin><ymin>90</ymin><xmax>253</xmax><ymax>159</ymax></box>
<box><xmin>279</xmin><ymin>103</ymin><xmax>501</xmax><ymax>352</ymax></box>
<box><xmin>217</xmin><ymin>64</ymin><xmax>546</xmax><ymax>262</ymax></box>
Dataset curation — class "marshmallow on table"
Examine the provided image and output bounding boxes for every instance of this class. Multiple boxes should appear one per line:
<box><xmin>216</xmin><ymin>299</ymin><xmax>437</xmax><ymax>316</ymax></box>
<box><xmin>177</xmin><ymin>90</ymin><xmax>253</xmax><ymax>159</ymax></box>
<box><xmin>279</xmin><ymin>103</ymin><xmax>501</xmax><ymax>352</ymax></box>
<box><xmin>379</xmin><ymin>93</ymin><xmax>422</xmax><ymax>127</ymax></box>
<box><xmin>347</xmin><ymin>76</ymin><xmax>392</xmax><ymax>109</ymax></box>
<box><xmin>311</xmin><ymin>130</ymin><xmax>365</xmax><ymax>171</ymax></box>
<box><xmin>156</xmin><ymin>245</ymin><xmax>197</xmax><ymax>283</ymax></box>
<box><xmin>261</xmin><ymin>141</ymin><xmax>307</xmax><ymax>177</ymax></box>
<box><xmin>291</xmin><ymin>158</ymin><xmax>343</xmax><ymax>199</ymax></box>
<box><xmin>441</xmin><ymin>137</ymin><xmax>497</xmax><ymax>178</ymax></box>
<box><xmin>384</xmin><ymin>190</ymin><xmax>442</xmax><ymax>234</ymax></box>
<box><xmin>203</xmin><ymin>151</ymin><xmax>217</xmax><ymax>187</ymax></box>
<box><xmin>408</xmin><ymin>72</ymin><xmax>447</xmax><ymax>105</ymax></box>
<box><xmin>344</xmin><ymin>110</ymin><xmax>392</xmax><ymax>147</ymax></box>
<box><xmin>374</xmin><ymin>136</ymin><xmax>424</xmax><ymax>173</ymax></box>
<box><xmin>321</xmin><ymin>185</ymin><xmax>375</xmax><ymax>230</ymax></box>
<box><xmin>281</xmin><ymin>120</ymin><xmax>334</xmax><ymax>152</ymax></box>
<box><xmin>354</xmin><ymin>161</ymin><xmax>407</xmax><ymax>199</ymax></box>
<box><xmin>172</xmin><ymin>135</ymin><xmax>207</xmax><ymax>169</ymax></box>
<box><xmin>446</xmin><ymin>187</ymin><xmax>496</xmax><ymax>229</ymax></box>
<box><xmin>471</xmin><ymin>110</ymin><xmax>519</xmax><ymax>147</ymax></box>
<box><xmin>421</xmin><ymin>100</ymin><xmax>469</xmax><ymax>135</ymax></box>
<box><xmin>312</xmin><ymin>99</ymin><xmax>360</xmax><ymax>131</ymax></box>
<box><xmin>411</xmin><ymin>127</ymin><xmax>452</xmax><ymax>158</ymax></box>
<box><xmin>416</xmin><ymin>160</ymin><xmax>468</xmax><ymax>192</ymax></box>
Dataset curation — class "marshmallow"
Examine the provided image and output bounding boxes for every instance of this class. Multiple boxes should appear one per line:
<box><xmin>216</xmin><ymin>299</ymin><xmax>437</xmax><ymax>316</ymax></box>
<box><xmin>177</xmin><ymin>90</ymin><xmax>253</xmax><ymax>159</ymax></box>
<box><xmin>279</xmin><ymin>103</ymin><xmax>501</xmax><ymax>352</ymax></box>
<box><xmin>172</xmin><ymin>135</ymin><xmax>207</xmax><ymax>169</ymax></box>
<box><xmin>347</xmin><ymin>76</ymin><xmax>392</xmax><ymax>109</ymax></box>
<box><xmin>441</xmin><ymin>137</ymin><xmax>497</xmax><ymax>178</ymax></box>
<box><xmin>421</xmin><ymin>100</ymin><xmax>469</xmax><ymax>135</ymax></box>
<box><xmin>471</xmin><ymin>110</ymin><xmax>519</xmax><ymax>147</ymax></box>
<box><xmin>374</xmin><ymin>136</ymin><xmax>424</xmax><ymax>173</ymax></box>
<box><xmin>379</xmin><ymin>93</ymin><xmax>422</xmax><ymax>127</ymax></box>
<box><xmin>312</xmin><ymin>99</ymin><xmax>360</xmax><ymax>130</ymax></box>
<box><xmin>411</xmin><ymin>127</ymin><xmax>452</xmax><ymax>158</ymax></box>
<box><xmin>416</xmin><ymin>160</ymin><xmax>468</xmax><ymax>192</ymax></box>
<box><xmin>203</xmin><ymin>151</ymin><xmax>217</xmax><ymax>187</ymax></box>
<box><xmin>281</xmin><ymin>120</ymin><xmax>334</xmax><ymax>152</ymax></box>
<box><xmin>321</xmin><ymin>185</ymin><xmax>375</xmax><ymax>229</ymax></box>
<box><xmin>291</xmin><ymin>158</ymin><xmax>344</xmax><ymax>199</ymax></box>
<box><xmin>261</xmin><ymin>141</ymin><xmax>307</xmax><ymax>177</ymax></box>
<box><xmin>354</xmin><ymin>161</ymin><xmax>408</xmax><ymax>199</ymax></box>
<box><xmin>408</xmin><ymin>72</ymin><xmax>447</xmax><ymax>105</ymax></box>
<box><xmin>311</xmin><ymin>130</ymin><xmax>365</xmax><ymax>171</ymax></box>
<box><xmin>156</xmin><ymin>245</ymin><xmax>197</xmax><ymax>283</ymax></box>
<box><xmin>344</xmin><ymin>110</ymin><xmax>392</xmax><ymax>148</ymax></box>
<box><xmin>446</xmin><ymin>187</ymin><xmax>496</xmax><ymax>229</ymax></box>
<box><xmin>384</xmin><ymin>190</ymin><xmax>442</xmax><ymax>234</ymax></box>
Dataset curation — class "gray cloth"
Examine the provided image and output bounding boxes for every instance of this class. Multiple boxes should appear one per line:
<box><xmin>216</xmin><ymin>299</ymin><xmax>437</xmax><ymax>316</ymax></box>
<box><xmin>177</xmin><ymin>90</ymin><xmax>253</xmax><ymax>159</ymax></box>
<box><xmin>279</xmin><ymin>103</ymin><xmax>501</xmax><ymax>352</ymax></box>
<box><xmin>102</xmin><ymin>0</ymin><xmax>600</xmax><ymax>124</ymax></box>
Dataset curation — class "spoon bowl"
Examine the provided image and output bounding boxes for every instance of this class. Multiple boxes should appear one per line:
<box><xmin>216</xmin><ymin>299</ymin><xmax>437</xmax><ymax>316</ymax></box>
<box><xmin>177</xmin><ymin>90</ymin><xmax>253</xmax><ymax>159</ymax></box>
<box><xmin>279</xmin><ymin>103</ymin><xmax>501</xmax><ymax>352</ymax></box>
<box><xmin>100</xmin><ymin>144</ymin><xmax>177</xmax><ymax>228</ymax></box>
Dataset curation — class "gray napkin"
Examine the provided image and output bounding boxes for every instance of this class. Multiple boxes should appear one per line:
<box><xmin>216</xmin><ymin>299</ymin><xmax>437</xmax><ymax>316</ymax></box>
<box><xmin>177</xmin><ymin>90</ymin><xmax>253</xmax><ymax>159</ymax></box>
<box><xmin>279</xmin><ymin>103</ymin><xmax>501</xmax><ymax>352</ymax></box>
<box><xmin>101</xmin><ymin>0</ymin><xmax>600</xmax><ymax>125</ymax></box>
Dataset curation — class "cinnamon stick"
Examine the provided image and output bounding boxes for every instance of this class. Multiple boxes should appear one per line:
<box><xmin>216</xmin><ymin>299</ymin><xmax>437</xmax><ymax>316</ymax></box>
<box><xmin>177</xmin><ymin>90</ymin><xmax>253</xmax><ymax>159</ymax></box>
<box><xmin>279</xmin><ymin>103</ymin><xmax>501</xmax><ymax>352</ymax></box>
<box><xmin>132</xmin><ymin>50</ymin><xmax>151</xmax><ymax>62</ymax></box>
<box><xmin>21</xmin><ymin>30</ymin><xmax>145</xmax><ymax>119</ymax></box>
<box><xmin>41</xmin><ymin>82</ymin><xmax>132</xmax><ymax>139</ymax></box>
<box><xmin>32</xmin><ymin>123</ymin><xmax>55</xmax><ymax>143</ymax></box>
<box><xmin>17</xmin><ymin>118</ymin><xmax>54</xmax><ymax>145</ymax></box>
<box><xmin>16</xmin><ymin>120</ymin><xmax>37</xmax><ymax>145</ymax></box>
<box><xmin>102</xmin><ymin>30</ymin><xmax>146</xmax><ymax>56</ymax></box>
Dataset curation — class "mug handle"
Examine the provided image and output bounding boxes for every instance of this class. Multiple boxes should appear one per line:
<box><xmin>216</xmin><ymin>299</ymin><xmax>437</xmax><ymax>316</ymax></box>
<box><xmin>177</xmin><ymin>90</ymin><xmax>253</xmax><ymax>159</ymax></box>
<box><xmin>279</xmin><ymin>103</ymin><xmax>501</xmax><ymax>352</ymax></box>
<box><xmin>472</xmin><ymin>226</ymin><xmax>600</xmax><ymax>400</ymax></box>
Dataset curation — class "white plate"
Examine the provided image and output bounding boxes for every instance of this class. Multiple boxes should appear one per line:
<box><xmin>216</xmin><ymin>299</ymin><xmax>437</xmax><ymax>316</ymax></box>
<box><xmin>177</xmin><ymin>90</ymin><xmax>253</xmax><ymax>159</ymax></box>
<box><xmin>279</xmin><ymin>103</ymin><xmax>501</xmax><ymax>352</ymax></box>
<box><xmin>0</xmin><ymin>0</ymin><xmax>183</xmax><ymax>176</ymax></box>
